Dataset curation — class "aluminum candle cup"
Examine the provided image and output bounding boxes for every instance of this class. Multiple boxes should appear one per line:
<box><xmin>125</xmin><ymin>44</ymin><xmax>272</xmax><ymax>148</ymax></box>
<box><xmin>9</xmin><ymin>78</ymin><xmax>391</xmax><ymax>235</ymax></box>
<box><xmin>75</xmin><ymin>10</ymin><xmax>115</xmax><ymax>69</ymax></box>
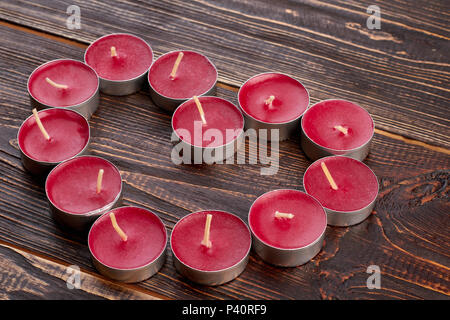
<box><xmin>148</xmin><ymin>50</ymin><xmax>218</xmax><ymax>112</ymax></box>
<box><xmin>84</xmin><ymin>33</ymin><xmax>154</xmax><ymax>96</ymax></box>
<box><xmin>303</xmin><ymin>156</ymin><xmax>379</xmax><ymax>227</ymax></box>
<box><xmin>27</xmin><ymin>59</ymin><xmax>100</xmax><ymax>120</ymax></box>
<box><xmin>170</xmin><ymin>210</ymin><xmax>252</xmax><ymax>286</ymax></box>
<box><xmin>171</xmin><ymin>96</ymin><xmax>244</xmax><ymax>164</ymax></box>
<box><xmin>238</xmin><ymin>73</ymin><xmax>310</xmax><ymax>141</ymax></box>
<box><xmin>301</xmin><ymin>99</ymin><xmax>375</xmax><ymax>161</ymax></box>
<box><xmin>248</xmin><ymin>189</ymin><xmax>327</xmax><ymax>267</ymax></box>
<box><xmin>94</xmin><ymin>71</ymin><xmax>149</xmax><ymax>96</ymax></box>
<box><xmin>88</xmin><ymin>206</ymin><xmax>167</xmax><ymax>283</ymax></box>
<box><xmin>45</xmin><ymin>156</ymin><xmax>123</xmax><ymax>231</ymax></box>
<box><xmin>17</xmin><ymin>108</ymin><xmax>90</xmax><ymax>176</ymax></box>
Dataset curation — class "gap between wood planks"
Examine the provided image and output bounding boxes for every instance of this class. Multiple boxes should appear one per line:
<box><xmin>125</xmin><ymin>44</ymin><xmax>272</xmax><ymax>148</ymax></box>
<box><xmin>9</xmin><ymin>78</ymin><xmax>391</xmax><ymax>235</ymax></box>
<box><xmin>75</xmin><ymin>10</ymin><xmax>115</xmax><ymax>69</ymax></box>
<box><xmin>1</xmin><ymin>19</ymin><xmax>449</xmax><ymax>156</ymax></box>
<box><xmin>0</xmin><ymin>238</ymin><xmax>167</xmax><ymax>300</ymax></box>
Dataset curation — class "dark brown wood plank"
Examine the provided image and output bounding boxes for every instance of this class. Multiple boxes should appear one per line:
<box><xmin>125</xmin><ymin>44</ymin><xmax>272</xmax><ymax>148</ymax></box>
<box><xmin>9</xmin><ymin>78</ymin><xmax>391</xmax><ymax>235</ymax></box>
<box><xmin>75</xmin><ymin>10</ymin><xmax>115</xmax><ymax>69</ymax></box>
<box><xmin>0</xmin><ymin>0</ymin><xmax>449</xmax><ymax>148</ymax></box>
<box><xmin>0</xmin><ymin>242</ymin><xmax>160</xmax><ymax>300</ymax></box>
<box><xmin>0</xmin><ymin>24</ymin><xmax>449</xmax><ymax>299</ymax></box>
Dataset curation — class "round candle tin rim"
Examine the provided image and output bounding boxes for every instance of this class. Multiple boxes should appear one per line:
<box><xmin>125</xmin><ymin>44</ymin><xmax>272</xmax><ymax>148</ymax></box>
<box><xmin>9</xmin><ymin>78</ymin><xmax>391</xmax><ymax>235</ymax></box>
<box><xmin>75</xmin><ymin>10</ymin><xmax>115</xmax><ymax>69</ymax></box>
<box><xmin>147</xmin><ymin>49</ymin><xmax>218</xmax><ymax>101</ymax></box>
<box><xmin>27</xmin><ymin>58</ymin><xmax>100</xmax><ymax>108</ymax></box>
<box><xmin>170</xmin><ymin>210</ymin><xmax>252</xmax><ymax>273</ymax></box>
<box><xmin>237</xmin><ymin>72</ymin><xmax>310</xmax><ymax>125</ymax></box>
<box><xmin>302</xmin><ymin>155</ymin><xmax>380</xmax><ymax>213</ymax></box>
<box><xmin>171</xmin><ymin>96</ymin><xmax>245</xmax><ymax>149</ymax></box>
<box><xmin>301</xmin><ymin>99</ymin><xmax>375</xmax><ymax>153</ymax></box>
<box><xmin>44</xmin><ymin>155</ymin><xmax>123</xmax><ymax>216</ymax></box>
<box><xmin>17</xmin><ymin>108</ymin><xmax>91</xmax><ymax>165</ymax></box>
<box><xmin>87</xmin><ymin>205</ymin><xmax>168</xmax><ymax>271</ymax></box>
<box><xmin>84</xmin><ymin>33</ymin><xmax>154</xmax><ymax>82</ymax></box>
<box><xmin>248</xmin><ymin>188</ymin><xmax>328</xmax><ymax>251</ymax></box>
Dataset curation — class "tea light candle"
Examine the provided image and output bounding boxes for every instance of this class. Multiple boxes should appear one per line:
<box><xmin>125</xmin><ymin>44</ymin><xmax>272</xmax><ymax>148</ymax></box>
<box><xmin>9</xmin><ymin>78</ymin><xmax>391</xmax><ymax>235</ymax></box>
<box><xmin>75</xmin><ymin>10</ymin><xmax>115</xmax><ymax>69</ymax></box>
<box><xmin>27</xmin><ymin>59</ymin><xmax>99</xmax><ymax>119</ymax></box>
<box><xmin>85</xmin><ymin>33</ymin><xmax>153</xmax><ymax>95</ymax></box>
<box><xmin>148</xmin><ymin>50</ymin><xmax>217</xmax><ymax>112</ymax></box>
<box><xmin>17</xmin><ymin>108</ymin><xmax>90</xmax><ymax>175</ymax></box>
<box><xmin>170</xmin><ymin>210</ymin><xmax>251</xmax><ymax>286</ymax></box>
<box><xmin>301</xmin><ymin>99</ymin><xmax>374</xmax><ymax>161</ymax></box>
<box><xmin>248</xmin><ymin>189</ymin><xmax>327</xmax><ymax>267</ymax></box>
<box><xmin>238</xmin><ymin>73</ymin><xmax>309</xmax><ymax>141</ymax></box>
<box><xmin>171</xmin><ymin>96</ymin><xmax>244</xmax><ymax>163</ymax></box>
<box><xmin>303</xmin><ymin>156</ymin><xmax>379</xmax><ymax>226</ymax></box>
<box><xmin>88</xmin><ymin>206</ymin><xmax>167</xmax><ymax>283</ymax></box>
<box><xmin>45</xmin><ymin>156</ymin><xmax>122</xmax><ymax>231</ymax></box>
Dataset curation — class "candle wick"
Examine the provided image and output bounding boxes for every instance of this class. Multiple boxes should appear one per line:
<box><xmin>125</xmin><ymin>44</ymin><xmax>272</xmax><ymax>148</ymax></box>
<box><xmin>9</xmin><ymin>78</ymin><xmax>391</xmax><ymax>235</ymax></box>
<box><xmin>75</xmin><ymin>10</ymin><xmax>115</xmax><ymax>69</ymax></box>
<box><xmin>264</xmin><ymin>95</ymin><xmax>275</xmax><ymax>109</ymax></box>
<box><xmin>32</xmin><ymin>108</ymin><xmax>50</xmax><ymax>141</ymax></box>
<box><xmin>110</xmin><ymin>212</ymin><xmax>128</xmax><ymax>242</ymax></box>
<box><xmin>110</xmin><ymin>46</ymin><xmax>117</xmax><ymax>57</ymax></box>
<box><xmin>193</xmin><ymin>96</ymin><xmax>207</xmax><ymax>125</ymax></box>
<box><xmin>45</xmin><ymin>77</ymin><xmax>68</xmax><ymax>89</ymax></box>
<box><xmin>169</xmin><ymin>51</ymin><xmax>184</xmax><ymax>80</ymax></box>
<box><xmin>321</xmin><ymin>162</ymin><xmax>338</xmax><ymax>190</ymax></box>
<box><xmin>96</xmin><ymin>169</ymin><xmax>104</xmax><ymax>194</ymax></box>
<box><xmin>201</xmin><ymin>214</ymin><xmax>212</xmax><ymax>248</ymax></box>
<box><xmin>275</xmin><ymin>211</ymin><xmax>294</xmax><ymax>219</ymax></box>
<box><xmin>334</xmin><ymin>125</ymin><xmax>348</xmax><ymax>135</ymax></box>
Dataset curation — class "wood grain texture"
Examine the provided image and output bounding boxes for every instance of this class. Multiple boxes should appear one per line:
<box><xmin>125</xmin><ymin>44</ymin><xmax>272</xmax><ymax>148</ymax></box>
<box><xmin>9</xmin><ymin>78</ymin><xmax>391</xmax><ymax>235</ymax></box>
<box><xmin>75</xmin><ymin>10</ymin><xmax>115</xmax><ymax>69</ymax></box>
<box><xmin>0</xmin><ymin>242</ymin><xmax>160</xmax><ymax>300</ymax></box>
<box><xmin>0</xmin><ymin>22</ymin><xmax>449</xmax><ymax>299</ymax></box>
<box><xmin>0</xmin><ymin>0</ymin><xmax>449</xmax><ymax>148</ymax></box>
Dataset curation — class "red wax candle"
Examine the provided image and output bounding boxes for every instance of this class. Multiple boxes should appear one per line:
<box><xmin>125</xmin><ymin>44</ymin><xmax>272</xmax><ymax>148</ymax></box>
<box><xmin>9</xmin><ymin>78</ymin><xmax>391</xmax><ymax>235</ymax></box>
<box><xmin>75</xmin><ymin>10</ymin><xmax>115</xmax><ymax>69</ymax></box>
<box><xmin>28</xmin><ymin>59</ymin><xmax>98</xmax><ymax>107</ymax></box>
<box><xmin>45</xmin><ymin>156</ymin><xmax>122</xmax><ymax>215</ymax></box>
<box><xmin>172</xmin><ymin>97</ymin><xmax>244</xmax><ymax>148</ymax></box>
<box><xmin>303</xmin><ymin>156</ymin><xmax>378</xmax><ymax>212</ymax></box>
<box><xmin>249</xmin><ymin>189</ymin><xmax>326</xmax><ymax>250</ymax></box>
<box><xmin>85</xmin><ymin>33</ymin><xmax>153</xmax><ymax>81</ymax></box>
<box><xmin>18</xmin><ymin>108</ymin><xmax>89</xmax><ymax>163</ymax></box>
<box><xmin>302</xmin><ymin>99</ymin><xmax>374</xmax><ymax>151</ymax></box>
<box><xmin>88</xmin><ymin>206</ymin><xmax>167</xmax><ymax>270</ymax></box>
<box><xmin>238</xmin><ymin>73</ymin><xmax>309</xmax><ymax>123</ymax></box>
<box><xmin>171</xmin><ymin>210</ymin><xmax>251</xmax><ymax>272</ymax></box>
<box><xmin>148</xmin><ymin>51</ymin><xmax>217</xmax><ymax>99</ymax></box>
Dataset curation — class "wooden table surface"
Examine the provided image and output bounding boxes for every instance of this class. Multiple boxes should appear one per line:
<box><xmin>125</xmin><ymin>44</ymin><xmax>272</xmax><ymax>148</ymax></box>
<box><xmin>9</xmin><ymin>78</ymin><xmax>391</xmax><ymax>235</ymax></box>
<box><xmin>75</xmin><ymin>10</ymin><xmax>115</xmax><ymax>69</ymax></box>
<box><xmin>0</xmin><ymin>0</ymin><xmax>449</xmax><ymax>300</ymax></box>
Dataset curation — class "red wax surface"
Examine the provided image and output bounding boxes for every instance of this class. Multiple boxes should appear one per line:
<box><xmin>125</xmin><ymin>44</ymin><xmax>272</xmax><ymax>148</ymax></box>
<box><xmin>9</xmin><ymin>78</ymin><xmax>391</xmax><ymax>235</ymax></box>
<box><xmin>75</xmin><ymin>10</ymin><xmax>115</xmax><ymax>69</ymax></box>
<box><xmin>302</xmin><ymin>99</ymin><xmax>374</xmax><ymax>150</ymax></box>
<box><xmin>171</xmin><ymin>211</ymin><xmax>251</xmax><ymax>272</ymax></box>
<box><xmin>85</xmin><ymin>34</ymin><xmax>153</xmax><ymax>81</ymax></box>
<box><xmin>148</xmin><ymin>51</ymin><xmax>217</xmax><ymax>99</ymax></box>
<box><xmin>88</xmin><ymin>207</ymin><xmax>167</xmax><ymax>269</ymax></box>
<box><xmin>46</xmin><ymin>156</ymin><xmax>122</xmax><ymax>214</ymax></box>
<box><xmin>28</xmin><ymin>60</ymin><xmax>98</xmax><ymax>107</ymax></box>
<box><xmin>303</xmin><ymin>156</ymin><xmax>379</xmax><ymax>212</ymax></box>
<box><xmin>249</xmin><ymin>190</ymin><xmax>326</xmax><ymax>249</ymax></box>
<box><xmin>238</xmin><ymin>73</ymin><xmax>309</xmax><ymax>123</ymax></box>
<box><xmin>172</xmin><ymin>97</ymin><xmax>244</xmax><ymax>147</ymax></box>
<box><xmin>18</xmin><ymin>108</ymin><xmax>89</xmax><ymax>163</ymax></box>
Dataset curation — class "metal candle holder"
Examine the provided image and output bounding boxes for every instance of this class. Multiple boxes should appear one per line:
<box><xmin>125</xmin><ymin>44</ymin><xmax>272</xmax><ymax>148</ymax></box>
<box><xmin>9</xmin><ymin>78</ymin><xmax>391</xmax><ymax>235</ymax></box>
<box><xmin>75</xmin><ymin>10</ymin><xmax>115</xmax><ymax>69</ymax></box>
<box><xmin>88</xmin><ymin>207</ymin><xmax>167</xmax><ymax>283</ymax></box>
<box><xmin>148</xmin><ymin>50</ymin><xmax>217</xmax><ymax>112</ymax></box>
<box><xmin>27</xmin><ymin>59</ymin><xmax>100</xmax><ymax>120</ymax></box>
<box><xmin>237</xmin><ymin>72</ymin><xmax>310</xmax><ymax>142</ymax></box>
<box><xmin>171</xmin><ymin>96</ymin><xmax>244</xmax><ymax>164</ymax></box>
<box><xmin>17</xmin><ymin>108</ymin><xmax>91</xmax><ymax>176</ymax></box>
<box><xmin>170</xmin><ymin>210</ymin><xmax>251</xmax><ymax>286</ymax></box>
<box><xmin>248</xmin><ymin>189</ymin><xmax>327</xmax><ymax>267</ymax></box>
<box><xmin>300</xmin><ymin>99</ymin><xmax>375</xmax><ymax>161</ymax></box>
<box><xmin>45</xmin><ymin>156</ymin><xmax>123</xmax><ymax>231</ymax></box>
<box><xmin>84</xmin><ymin>33</ymin><xmax>154</xmax><ymax>96</ymax></box>
<box><xmin>303</xmin><ymin>156</ymin><xmax>379</xmax><ymax>227</ymax></box>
